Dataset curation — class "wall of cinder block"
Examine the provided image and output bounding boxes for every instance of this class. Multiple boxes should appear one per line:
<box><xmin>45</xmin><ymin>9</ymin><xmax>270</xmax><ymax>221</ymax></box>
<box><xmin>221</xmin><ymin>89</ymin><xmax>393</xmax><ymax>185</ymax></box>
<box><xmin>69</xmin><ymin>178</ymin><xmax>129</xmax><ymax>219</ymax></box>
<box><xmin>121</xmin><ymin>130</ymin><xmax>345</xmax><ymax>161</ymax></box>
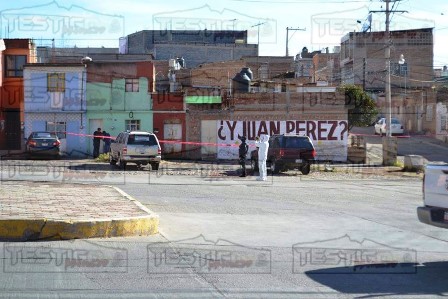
<box><xmin>184</xmin><ymin>91</ymin><xmax>347</xmax><ymax>159</ymax></box>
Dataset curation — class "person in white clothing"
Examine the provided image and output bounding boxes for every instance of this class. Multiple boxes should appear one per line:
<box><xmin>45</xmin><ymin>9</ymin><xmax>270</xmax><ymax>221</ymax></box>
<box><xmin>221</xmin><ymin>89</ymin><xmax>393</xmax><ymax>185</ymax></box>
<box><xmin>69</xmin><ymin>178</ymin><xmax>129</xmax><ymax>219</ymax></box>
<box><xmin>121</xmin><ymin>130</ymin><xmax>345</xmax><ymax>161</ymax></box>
<box><xmin>255</xmin><ymin>134</ymin><xmax>270</xmax><ymax>181</ymax></box>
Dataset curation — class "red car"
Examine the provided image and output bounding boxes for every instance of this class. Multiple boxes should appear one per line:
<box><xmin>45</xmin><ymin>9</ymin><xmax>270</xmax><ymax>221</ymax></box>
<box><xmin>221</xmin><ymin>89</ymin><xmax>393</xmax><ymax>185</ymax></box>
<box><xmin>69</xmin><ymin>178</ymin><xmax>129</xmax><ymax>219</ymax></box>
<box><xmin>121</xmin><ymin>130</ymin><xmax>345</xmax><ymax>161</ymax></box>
<box><xmin>250</xmin><ymin>134</ymin><xmax>316</xmax><ymax>175</ymax></box>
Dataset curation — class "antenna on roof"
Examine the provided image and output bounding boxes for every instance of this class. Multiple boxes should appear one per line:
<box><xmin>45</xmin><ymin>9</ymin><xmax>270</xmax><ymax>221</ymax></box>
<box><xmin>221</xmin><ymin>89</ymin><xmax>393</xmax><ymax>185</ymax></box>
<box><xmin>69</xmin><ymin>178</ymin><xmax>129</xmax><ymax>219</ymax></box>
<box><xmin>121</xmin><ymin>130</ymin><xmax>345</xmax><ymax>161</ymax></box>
<box><xmin>51</xmin><ymin>39</ymin><xmax>55</xmax><ymax>63</ymax></box>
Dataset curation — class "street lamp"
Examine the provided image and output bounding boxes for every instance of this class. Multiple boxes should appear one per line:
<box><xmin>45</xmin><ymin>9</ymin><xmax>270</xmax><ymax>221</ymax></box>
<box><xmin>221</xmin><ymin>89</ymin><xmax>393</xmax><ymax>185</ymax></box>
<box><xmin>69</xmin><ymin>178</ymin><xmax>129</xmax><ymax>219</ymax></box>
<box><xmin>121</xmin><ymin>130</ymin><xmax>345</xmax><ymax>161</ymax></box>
<box><xmin>251</xmin><ymin>21</ymin><xmax>266</xmax><ymax>56</ymax></box>
<box><xmin>229</xmin><ymin>19</ymin><xmax>237</xmax><ymax>31</ymax></box>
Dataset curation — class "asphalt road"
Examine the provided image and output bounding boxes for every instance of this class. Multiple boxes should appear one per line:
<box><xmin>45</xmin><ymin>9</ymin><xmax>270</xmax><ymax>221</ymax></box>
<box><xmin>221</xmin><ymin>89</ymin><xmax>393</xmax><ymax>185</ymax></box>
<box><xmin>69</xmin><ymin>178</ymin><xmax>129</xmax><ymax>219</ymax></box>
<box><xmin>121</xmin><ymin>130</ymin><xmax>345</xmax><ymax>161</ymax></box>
<box><xmin>351</xmin><ymin>126</ymin><xmax>448</xmax><ymax>163</ymax></box>
<box><xmin>1</xmin><ymin>167</ymin><xmax>448</xmax><ymax>298</ymax></box>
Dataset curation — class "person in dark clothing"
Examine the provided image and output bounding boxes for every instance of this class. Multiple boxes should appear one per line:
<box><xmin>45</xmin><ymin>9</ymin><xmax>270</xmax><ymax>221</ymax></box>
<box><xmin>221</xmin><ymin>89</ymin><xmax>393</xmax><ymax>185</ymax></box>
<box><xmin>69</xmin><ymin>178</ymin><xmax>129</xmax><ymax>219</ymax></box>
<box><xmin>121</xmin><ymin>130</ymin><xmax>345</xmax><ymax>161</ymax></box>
<box><xmin>102</xmin><ymin>130</ymin><xmax>111</xmax><ymax>154</ymax></box>
<box><xmin>238</xmin><ymin>136</ymin><xmax>249</xmax><ymax>177</ymax></box>
<box><xmin>93</xmin><ymin>128</ymin><xmax>102</xmax><ymax>158</ymax></box>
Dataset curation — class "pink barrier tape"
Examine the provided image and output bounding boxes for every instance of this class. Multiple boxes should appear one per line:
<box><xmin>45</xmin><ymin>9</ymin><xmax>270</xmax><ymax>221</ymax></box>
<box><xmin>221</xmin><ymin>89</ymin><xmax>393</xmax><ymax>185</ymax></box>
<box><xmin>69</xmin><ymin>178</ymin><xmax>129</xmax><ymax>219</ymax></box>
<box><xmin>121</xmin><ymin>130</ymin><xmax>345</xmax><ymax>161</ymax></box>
<box><xmin>64</xmin><ymin>132</ymin><xmax>246</xmax><ymax>147</ymax></box>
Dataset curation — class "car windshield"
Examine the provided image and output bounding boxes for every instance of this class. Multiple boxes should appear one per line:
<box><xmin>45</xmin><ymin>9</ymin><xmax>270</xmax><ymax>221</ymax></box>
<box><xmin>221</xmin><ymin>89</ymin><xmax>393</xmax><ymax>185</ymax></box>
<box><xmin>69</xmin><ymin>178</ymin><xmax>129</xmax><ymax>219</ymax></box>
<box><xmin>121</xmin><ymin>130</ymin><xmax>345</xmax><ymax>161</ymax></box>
<box><xmin>282</xmin><ymin>137</ymin><xmax>313</xmax><ymax>149</ymax></box>
<box><xmin>392</xmin><ymin>119</ymin><xmax>401</xmax><ymax>124</ymax></box>
<box><xmin>127</xmin><ymin>134</ymin><xmax>158</xmax><ymax>146</ymax></box>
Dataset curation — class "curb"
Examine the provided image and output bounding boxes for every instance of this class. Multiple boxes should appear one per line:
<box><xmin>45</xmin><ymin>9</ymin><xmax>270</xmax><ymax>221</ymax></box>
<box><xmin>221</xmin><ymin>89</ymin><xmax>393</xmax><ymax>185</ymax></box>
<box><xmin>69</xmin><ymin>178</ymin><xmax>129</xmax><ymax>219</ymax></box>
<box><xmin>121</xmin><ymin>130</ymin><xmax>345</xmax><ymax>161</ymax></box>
<box><xmin>0</xmin><ymin>185</ymin><xmax>159</xmax><ymax>241</ymax></box>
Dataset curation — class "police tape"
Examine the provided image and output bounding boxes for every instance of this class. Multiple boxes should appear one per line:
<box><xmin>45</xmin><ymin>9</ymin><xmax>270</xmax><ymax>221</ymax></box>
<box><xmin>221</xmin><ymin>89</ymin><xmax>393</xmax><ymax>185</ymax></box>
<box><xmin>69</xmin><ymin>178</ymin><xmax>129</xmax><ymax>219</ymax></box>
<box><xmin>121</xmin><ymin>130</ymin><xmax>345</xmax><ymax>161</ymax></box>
<box><xmin>349</xmin><ymin>132</ymin><xmax>411</xmax><ymax>138</ymax></box>
<box><xmin>64</xmin><ymin>132</ymin><xmax>248</xmax><ymax>148</ymax></box>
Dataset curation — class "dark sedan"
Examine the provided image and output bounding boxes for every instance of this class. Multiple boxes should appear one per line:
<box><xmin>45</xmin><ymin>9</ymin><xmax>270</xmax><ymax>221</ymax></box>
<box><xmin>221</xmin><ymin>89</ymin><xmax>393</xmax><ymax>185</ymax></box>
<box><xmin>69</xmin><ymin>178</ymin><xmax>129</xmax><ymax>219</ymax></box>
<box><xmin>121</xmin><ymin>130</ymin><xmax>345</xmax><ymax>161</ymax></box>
<box><xmin>26</xmin><ymin>132</ymin><xmax>61</xmax><ymax>158</ymax></box>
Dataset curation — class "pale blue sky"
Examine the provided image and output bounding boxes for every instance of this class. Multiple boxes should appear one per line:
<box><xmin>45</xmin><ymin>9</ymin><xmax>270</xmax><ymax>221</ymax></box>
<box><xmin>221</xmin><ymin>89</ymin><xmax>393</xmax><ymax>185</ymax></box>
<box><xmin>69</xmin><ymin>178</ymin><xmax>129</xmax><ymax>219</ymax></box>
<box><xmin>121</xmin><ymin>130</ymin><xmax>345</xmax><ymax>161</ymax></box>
<box><xmin>1</xmin><ymin>0</ymin><xmax>447</xmax><ymax>67</ymax></box>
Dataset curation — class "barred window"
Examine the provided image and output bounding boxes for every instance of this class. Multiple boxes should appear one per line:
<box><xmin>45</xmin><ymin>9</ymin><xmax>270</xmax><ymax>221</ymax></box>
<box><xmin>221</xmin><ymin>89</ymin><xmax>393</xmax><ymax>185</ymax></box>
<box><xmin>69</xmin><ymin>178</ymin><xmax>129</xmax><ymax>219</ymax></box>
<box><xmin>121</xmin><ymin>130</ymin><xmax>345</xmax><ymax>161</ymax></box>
<box><xmin>125</xmin><ymin>78</ymin><xmax>139</xmax><ymax>92</ymax></box>
<box><xmin>47</xmin><ymin>73</ymin><xmax>65</xmax><ymax>92</ymax></box>
<box><xmin>125</xmin><ymin>119</ymin><xmax>140</xmax><ymax>131</ymax></box>
<box><xmin>5</xmin><ymin>55</ymin><xmax>26</xmax><ymax>77</ymax></box>
<box><xmin>46</xmin><ymin>121</ymin><xmax>66</xmax><ymax>139</ymax></box>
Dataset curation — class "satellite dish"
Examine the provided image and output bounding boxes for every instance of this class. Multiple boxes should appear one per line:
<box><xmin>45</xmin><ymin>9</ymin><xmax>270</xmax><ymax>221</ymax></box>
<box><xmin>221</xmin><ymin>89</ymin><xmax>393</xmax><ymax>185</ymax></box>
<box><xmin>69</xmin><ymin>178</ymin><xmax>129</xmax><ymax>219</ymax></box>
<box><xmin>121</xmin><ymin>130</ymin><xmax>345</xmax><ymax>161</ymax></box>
<box><xmin>362</xmin><ymin>14</ymin><xmax>372</xmax><ymax>32</ymax></box>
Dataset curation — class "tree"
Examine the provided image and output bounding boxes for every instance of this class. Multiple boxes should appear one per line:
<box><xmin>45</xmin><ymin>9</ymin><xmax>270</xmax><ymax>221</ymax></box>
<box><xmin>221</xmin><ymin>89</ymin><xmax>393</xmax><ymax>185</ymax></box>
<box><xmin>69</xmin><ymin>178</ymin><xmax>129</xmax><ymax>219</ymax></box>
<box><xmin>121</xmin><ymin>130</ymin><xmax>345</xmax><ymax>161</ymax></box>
<box><xmin>338</xmin><ymin>84</ymin><xmax>379</xmax><ymax>130</ymax></box>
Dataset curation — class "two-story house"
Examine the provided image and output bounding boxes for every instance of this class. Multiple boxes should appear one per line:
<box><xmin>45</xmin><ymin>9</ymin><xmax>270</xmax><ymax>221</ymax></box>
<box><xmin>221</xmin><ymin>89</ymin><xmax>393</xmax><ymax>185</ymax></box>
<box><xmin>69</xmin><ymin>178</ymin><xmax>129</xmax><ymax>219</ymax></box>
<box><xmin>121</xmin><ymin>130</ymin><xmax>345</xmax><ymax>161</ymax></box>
<box><xmin>0</xmin><ymin>39</ymin><xmax>37</xmax><ymax>152</ymax></box>
<box><xmin>23</xmin><ymin>64</ymin><xmax>87</xmax><ymax>156</ymax></box>
<box><xmin>85</xmin><ymin>60</ymin><xmax>155</xmax><ymax>155</ymax></box>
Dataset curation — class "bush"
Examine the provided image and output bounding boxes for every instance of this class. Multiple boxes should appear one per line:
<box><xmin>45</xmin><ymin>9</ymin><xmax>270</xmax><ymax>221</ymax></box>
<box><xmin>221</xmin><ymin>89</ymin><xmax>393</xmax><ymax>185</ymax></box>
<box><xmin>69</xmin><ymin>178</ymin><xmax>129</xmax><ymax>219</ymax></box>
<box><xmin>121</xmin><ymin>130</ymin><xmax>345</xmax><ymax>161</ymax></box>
<box><xmin>96</xmin><ymin>153</ymin><xmax>109</xmax><ymax>162</ymax></box>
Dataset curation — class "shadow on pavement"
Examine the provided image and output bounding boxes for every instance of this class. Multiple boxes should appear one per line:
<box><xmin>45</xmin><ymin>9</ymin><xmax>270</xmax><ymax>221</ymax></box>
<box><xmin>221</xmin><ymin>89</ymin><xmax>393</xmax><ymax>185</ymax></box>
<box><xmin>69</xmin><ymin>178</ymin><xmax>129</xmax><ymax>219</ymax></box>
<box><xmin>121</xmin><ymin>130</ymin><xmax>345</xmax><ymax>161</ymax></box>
<box><xmin>306</xmin><ymin>261</ymin><xmax>448</xmax><ymax>296</ymax></box>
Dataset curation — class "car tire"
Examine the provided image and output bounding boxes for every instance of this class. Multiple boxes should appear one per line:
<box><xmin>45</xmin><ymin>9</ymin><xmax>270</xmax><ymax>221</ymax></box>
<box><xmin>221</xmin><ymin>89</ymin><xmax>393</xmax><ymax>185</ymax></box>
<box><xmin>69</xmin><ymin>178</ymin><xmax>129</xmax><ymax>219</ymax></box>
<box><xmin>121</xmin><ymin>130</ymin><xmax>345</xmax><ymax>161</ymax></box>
<box><xmin>271</xmin><ymin>160</ymin><xmax>281</xmax><ymax>174</ymax></box>
<box><xmin>118</xmin><ymin>156</ymin><xmax>126</xmax><ymax>169</ymax></box>
<box><xmin>151</xmin><ymin>162</ymin><xmax>159</xmax><ymax>171</ymax></box>
<box><xmin>109</xmin><ymin>152</ymin><xmax>117</xmax><ymax>165</ymax></box>
<box><xmin>301</xmin><ymin>163</ymin><xmax>311</xmax><ymax>175</ymax></box>
<box><xmin>251</xmin><ymin>158</ymin><xmax>259</xmax><ymax>171</ymax></box>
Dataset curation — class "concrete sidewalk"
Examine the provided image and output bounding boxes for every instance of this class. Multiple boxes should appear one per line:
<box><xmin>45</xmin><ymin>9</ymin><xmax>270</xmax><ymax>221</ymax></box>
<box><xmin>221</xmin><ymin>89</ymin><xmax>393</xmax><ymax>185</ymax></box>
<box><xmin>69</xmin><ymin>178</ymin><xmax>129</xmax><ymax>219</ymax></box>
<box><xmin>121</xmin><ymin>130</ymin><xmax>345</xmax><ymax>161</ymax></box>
<box><xmin>0</xmin><ymin>182</ymin><xmax>159</xmax><ymax>241</ymax></box>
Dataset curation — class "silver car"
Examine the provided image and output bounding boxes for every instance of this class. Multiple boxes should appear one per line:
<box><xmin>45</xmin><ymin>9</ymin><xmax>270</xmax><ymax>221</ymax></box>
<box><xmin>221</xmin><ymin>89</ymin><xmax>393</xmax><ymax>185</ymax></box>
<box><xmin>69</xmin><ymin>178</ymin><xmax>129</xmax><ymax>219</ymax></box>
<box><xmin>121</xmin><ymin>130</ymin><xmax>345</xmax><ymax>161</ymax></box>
<box><xmin>374</xmin><ymin>117</ymin><xmax>404</xmax><ymax>136</ymax></box>
<box><xmin>109</xmin><ymin>131</ymin><xmax>161</xmax><ymax>170</ymax></box>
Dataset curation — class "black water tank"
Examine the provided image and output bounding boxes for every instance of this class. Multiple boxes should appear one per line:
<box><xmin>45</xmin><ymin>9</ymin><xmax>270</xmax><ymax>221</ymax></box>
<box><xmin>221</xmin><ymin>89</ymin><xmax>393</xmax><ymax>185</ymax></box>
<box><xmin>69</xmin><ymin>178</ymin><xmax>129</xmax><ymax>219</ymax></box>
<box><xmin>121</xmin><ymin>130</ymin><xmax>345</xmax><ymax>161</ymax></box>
<box><xmin>240</xmin><ymin>67</ymin><xmax>253</xmax><ymax>80</ymax></box>
<box><xmin>232</xmin><ymin>73</ymin><xmax>251</xmax><ymax>93</ymax></box>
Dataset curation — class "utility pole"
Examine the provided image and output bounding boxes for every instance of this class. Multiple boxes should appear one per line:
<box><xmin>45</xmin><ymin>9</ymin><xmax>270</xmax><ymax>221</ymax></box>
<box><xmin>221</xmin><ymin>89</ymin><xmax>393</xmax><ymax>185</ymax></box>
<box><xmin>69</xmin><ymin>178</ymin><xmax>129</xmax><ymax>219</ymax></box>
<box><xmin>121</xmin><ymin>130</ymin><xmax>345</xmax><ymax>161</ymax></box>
<box><xmin>370</xmin><ymin>0</ymin><xmax>407</xmax><ymax>137</ymax></box>
<box><xmin>286</xmin><ymin>27</ymin><xmax>306</xmax><ymax>56</ymax></box>
<box><xmin>385</xmin><ymin>0</ymin><xmax>392</xmax><ymax>137</ymax></box>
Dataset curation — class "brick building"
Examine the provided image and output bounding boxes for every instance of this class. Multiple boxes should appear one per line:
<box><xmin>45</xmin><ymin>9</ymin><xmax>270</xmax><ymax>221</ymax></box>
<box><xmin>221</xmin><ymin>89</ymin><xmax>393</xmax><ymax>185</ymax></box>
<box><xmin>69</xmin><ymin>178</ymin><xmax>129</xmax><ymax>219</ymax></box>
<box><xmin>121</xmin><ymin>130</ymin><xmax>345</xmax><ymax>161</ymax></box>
<box><xmin>184</xmin><ymin>90</ymin><xmax>349</xmax><ymax>161</ymax></box>
<box><xmin>0</xmin><ymin>39</ymin><xmax>37</xmax><ymax>152</ymax></box>
<box><xmin>123</xmin><ymin>30</ymin><xmax>258</xmax><ymax>68</ymax></box>
<box><xmin>313</xmin><ymin>49</ymin><xmax>341</xmax><ymax>85</ymax></box>
<box><xmin>339</xmin><ymin>28</ymin><xmax>443</xmax><ymax>138</ymax></box>
<box><xmin>340</xmin><ymin>28</ymin><xmax>433</xmax><ymax>91</ymax></box>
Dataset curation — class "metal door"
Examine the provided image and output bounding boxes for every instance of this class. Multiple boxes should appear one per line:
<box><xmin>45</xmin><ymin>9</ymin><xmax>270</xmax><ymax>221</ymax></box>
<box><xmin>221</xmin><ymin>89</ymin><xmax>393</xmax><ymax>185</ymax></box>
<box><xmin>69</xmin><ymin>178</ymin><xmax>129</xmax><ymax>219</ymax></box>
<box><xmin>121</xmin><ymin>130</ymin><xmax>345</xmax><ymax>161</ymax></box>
<box><xmin>163</xmin><ymin>123</ymin><xmax>182</xmax><ymax>154</ymax></box>
<box><xmin>4</xmin><ymin>109</ymin><xmax>21</xmax><ymax>150</ymax></box>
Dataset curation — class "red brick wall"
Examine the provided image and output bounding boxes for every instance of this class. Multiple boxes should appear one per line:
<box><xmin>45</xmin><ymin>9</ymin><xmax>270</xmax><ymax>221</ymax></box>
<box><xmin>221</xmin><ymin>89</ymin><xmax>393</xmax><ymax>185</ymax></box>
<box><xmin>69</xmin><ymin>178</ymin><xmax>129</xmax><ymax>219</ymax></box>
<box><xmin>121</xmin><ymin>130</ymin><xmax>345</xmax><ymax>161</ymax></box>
<box><xmin>152</xmin><ymin>92</ymin><xmax>184</xmax><ymax>111</ymax></box>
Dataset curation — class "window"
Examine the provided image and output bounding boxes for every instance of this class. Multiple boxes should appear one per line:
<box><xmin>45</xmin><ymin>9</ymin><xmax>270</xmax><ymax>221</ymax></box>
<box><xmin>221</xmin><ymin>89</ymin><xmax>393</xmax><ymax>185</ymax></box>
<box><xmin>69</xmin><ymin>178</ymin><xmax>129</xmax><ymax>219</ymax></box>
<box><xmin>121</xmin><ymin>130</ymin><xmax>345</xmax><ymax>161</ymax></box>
<box><xmin>125</xmin><ymin>119</ymin><xmax>140</xmax><ymax>131</ymax></box>
<box><xmin>391</xmin><ymin>62</ymin><xmax>408</xmax><ymax>77</ymax></box>
<box><xmin>125</xmin><ymin>78</ymin><xmax>139</xmax><ymax>92</ymax></box>
<box><xmin>47</xmin><ymin>73</ymin><xmax>66</xmax><ymax>92</ymax></box>
<box><xmin>441</xmin><ymin>115</ymin><xmax>447</xmax><ymax>131</ymax></box>
<box><xmin>46</xmin><ymin>121</ymin><xmax>66</xmax><ymax>139</ymax></box>
<box><xmin>127</xmin><ymin>134</ymin><xmax>157</xmax><ymax>146</ymax></box>
<box><xmin>5</xmin><ymin>55</ymin><xmax>26</xmax><ymax>77</ymax></box>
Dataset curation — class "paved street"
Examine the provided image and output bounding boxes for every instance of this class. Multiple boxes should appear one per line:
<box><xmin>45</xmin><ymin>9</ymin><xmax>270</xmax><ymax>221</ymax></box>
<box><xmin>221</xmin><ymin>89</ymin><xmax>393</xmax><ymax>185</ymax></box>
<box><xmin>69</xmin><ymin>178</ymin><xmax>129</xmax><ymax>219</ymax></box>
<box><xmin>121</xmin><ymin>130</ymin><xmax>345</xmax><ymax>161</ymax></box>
<box><xmin>0</xmin><ymin>161</ymin><xmax>447</xmax><ymax>298</ymax></box>
<box><xmin>351</xmin><ymin>126</ymin><xmax>448</xmax><ymax>164</ymax></box>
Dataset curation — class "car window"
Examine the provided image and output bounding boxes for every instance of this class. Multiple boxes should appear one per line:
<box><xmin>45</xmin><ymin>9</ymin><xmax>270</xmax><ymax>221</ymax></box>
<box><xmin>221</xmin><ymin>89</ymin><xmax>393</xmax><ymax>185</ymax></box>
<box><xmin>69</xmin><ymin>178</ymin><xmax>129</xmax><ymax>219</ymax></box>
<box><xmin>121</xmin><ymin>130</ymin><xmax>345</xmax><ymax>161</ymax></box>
<box><xmin>117</xmin><ymin>133</ymin><xmax>124</xmax><ymax>144</ymax></box>
<box><xmin>283</xmin><ymin>137</ymin><xmax>313</xmax><ymax>149</ymax></box>
<box><xmin>33</xmin><ymin>132</ymin><xmax>55</xmax><ymax>138</ymax></box>
<box><xmin>127</xmin><ymin>134</ymin><xmax>158</xmax><ymax>146</ymax></box>
<box><xmin>392</xmin><ymin>119</ymin><xmax>400</xmax><ymax>124</ymax></box>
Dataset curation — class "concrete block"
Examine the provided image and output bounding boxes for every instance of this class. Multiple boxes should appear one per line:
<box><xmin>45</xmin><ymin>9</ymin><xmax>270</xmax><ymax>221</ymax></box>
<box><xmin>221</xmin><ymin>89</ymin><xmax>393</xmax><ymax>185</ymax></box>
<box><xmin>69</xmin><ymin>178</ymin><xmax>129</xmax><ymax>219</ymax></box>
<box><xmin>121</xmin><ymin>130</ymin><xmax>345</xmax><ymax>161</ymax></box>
<box><xmin>404</xmin><ymin>155</ymin><xmax>427</xmax><ymax>171</ymax></box>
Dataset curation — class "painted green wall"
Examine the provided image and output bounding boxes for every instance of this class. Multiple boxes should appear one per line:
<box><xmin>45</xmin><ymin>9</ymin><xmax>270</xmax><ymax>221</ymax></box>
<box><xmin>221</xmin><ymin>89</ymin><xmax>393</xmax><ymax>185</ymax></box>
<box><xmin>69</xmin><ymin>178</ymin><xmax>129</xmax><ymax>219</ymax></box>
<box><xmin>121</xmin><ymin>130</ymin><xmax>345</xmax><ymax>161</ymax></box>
<box><xmin>86</xmin><ymin>78</ymin><xmax>153</xmax><ymax>154</ymax></box>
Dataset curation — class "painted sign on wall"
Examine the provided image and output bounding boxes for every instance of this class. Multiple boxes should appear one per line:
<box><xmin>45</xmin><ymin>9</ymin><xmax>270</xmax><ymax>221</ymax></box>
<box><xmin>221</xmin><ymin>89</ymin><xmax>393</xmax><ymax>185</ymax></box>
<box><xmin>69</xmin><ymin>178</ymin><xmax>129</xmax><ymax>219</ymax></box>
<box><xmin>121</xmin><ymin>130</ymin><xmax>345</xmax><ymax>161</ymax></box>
<box><xmin>216</xmin><ymin>120</ymin><xmax>348</xmax><ymax>161</ymax></box>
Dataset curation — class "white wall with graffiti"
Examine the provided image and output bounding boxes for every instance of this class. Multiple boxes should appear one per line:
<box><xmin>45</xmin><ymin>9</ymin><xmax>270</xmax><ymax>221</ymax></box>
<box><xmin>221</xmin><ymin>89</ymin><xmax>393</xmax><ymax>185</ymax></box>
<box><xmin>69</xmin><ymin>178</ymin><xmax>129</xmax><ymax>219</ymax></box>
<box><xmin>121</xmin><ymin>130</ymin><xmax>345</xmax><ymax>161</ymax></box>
<box><xmin>211</xmin><ymin>120</ymin><xmax>348</xmax><ymax>161</ymax></box>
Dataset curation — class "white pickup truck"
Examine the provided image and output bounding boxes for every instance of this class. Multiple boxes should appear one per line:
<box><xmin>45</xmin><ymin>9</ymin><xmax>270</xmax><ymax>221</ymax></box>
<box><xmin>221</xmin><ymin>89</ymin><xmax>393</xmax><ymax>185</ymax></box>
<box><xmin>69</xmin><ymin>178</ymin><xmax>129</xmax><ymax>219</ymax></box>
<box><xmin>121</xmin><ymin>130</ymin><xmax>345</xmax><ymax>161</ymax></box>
<box><xmin>417</xmin><ymin>163</ymin><xmax>448</xmax><ymax>228</ymax></box>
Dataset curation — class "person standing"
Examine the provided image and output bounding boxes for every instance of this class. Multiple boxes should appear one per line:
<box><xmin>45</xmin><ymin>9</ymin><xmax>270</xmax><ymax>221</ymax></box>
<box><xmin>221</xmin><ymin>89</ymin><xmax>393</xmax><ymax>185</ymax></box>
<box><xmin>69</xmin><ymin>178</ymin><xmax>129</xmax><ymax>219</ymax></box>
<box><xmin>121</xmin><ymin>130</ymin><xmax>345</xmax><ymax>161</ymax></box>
<box><xmin>93</xmin><ymin>128</ymin><xmax>102</xmax><ymax>158</ymax></box>
<box><xmin>238</xmin><ymin>136</ymin><xmax>249</xmax><ymax>177</ymax></box>
<box><xmin>255</xmin><ymin>134</ymin><xmax>270</xmax><ymax>181</ymax></box>
<box><xmin>102</xmin><ymin>130</ymin><xmax>111</xmax><ymax>154</ymax></box>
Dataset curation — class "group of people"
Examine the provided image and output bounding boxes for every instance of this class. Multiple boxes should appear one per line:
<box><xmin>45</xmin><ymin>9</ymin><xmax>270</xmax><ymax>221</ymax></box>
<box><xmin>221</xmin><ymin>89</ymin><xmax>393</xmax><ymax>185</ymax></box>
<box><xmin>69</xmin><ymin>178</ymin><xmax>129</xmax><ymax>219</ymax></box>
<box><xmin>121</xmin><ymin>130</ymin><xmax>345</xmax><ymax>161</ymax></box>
<box><xmin>91</xmin><ymin>128</ymin><xmax>270</xmax><ymax>180</ymax></box>
<box><xmin>93</xmin><ymin>128</ymin><xmax>111</xmax><ymax>158</ymax></box>
<box><xmin>238</xmin><ymin>134</ymin><xmax>269</xmax><ymax>181</ymax></box>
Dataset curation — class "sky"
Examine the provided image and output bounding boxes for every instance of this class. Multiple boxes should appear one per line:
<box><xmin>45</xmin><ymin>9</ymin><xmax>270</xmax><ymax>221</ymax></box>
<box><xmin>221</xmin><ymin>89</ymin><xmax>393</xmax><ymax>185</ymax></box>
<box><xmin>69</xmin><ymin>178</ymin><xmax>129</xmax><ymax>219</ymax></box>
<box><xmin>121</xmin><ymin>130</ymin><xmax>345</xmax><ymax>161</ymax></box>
<box><xmin>1</xmin><ymin>0</ymin><xmax>447</xmax><ymax>68</ymax></box>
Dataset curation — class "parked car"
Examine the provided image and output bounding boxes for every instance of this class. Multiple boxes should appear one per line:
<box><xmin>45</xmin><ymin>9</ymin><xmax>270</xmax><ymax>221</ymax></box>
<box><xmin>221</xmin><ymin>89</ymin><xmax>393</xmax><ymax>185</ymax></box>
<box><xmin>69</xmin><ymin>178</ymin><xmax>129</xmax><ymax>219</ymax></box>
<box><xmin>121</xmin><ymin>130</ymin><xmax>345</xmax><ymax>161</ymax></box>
<box><xmin>250</xmin><ymin>134</ymin><xmax>316</xmax><ymax>175</ymax></box>
<box><xmin>417</xmin><ymin>163</ymin><xmax>448</xmax><ymax>228</ymax></box>
<box><xmin>25</xmin><ymin>131</ymin><xmax>60</xmax><ymax>159</ymax></box>
<box><xmin>374</xmin><ymin>117</ymin><xmax>404</xmax><ymax>136</ymax></box>
<box><xmin>109</xmin><ymin>131</ymin><xmax>161</xmax><ymax>170</ymax></box>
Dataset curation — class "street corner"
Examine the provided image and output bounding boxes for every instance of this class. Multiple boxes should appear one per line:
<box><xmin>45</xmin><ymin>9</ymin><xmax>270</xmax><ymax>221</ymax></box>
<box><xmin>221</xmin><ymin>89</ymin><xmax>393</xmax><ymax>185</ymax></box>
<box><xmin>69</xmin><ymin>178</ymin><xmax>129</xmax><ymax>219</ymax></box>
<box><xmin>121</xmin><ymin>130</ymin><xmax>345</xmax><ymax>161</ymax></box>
<box><xmin>0</xmin><ymin>182</ymin><xmax>159</xmax><ymax>241</ymax></box>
